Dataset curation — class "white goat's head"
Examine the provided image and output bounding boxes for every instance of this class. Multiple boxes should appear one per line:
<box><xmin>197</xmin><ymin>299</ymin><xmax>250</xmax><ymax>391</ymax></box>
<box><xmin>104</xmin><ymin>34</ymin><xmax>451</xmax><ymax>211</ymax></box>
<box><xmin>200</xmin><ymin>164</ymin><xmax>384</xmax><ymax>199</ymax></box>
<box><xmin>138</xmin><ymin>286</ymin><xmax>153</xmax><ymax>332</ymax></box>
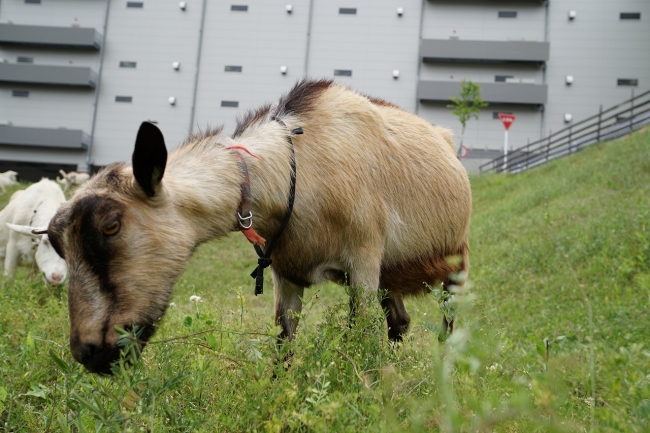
<box><xmin>6</xmin><ymin>223</ymin><xmax>67</xmax><ymax>285</ymax></box>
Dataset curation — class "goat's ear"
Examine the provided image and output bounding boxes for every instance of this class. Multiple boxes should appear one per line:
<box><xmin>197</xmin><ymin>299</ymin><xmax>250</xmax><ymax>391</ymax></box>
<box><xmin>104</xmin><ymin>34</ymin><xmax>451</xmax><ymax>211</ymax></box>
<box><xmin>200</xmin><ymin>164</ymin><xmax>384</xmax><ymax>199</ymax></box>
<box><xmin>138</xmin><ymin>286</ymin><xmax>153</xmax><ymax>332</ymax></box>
<box><xmin>132</xmin><ymin>122</ymin><xmax>168</xmax><ymax>197</ymax></box>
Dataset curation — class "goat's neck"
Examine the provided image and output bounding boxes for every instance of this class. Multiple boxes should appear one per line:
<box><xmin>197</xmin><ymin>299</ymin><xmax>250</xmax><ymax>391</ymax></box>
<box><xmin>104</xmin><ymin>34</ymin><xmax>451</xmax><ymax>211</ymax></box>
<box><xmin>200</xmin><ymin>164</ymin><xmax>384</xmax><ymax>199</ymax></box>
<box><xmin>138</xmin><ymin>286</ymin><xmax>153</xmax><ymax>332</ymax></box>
<box><xmin>163</xmin><ymin>121</ymin><xmax>294</xmax><ymax>244</ymax></box>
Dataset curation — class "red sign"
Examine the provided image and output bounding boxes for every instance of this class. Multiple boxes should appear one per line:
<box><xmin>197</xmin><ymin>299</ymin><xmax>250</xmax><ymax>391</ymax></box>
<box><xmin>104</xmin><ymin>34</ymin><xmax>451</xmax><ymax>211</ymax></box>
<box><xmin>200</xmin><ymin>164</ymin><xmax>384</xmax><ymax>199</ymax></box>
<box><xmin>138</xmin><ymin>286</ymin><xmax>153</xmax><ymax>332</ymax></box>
<box><xmin>460</xmin><ymin>145</ymin><xmax>469</xmax><ymax>159</ymax></box>
<box><xmin>498</xmin><ymin>113</ymin><xmax>516</xmax><ymax>131</ymax></box>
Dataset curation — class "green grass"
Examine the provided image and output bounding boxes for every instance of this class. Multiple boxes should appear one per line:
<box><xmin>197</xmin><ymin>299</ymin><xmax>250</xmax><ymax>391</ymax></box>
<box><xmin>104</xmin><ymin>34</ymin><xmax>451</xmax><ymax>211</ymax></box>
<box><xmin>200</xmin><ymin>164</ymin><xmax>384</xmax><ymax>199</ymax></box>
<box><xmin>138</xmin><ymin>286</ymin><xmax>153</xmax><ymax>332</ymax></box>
<box><xmin>1</xmin><ymin>128</ymin><xmax>649</xmax><ymax>432</ymax></box>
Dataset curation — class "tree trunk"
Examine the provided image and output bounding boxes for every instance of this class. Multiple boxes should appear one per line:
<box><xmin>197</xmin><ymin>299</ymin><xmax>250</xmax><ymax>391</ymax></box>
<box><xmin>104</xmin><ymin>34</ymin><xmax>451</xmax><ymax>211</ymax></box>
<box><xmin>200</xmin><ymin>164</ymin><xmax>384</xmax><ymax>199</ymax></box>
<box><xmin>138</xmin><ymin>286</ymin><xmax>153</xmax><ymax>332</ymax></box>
<box><xmin>456</xmin><ymin>125</ymin><xmax>466</xmax><ymax>159</ymax></box>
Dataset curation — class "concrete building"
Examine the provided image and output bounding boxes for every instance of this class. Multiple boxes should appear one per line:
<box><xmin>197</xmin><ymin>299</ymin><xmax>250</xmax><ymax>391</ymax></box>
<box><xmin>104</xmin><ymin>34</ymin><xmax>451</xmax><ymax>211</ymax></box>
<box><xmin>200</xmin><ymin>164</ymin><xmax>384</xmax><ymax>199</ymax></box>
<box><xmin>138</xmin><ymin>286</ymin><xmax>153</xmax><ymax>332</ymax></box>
<box><xmin>1</xmin><ymin>0</ymin><xmax>648</xmax><ymax>179</ymax></box>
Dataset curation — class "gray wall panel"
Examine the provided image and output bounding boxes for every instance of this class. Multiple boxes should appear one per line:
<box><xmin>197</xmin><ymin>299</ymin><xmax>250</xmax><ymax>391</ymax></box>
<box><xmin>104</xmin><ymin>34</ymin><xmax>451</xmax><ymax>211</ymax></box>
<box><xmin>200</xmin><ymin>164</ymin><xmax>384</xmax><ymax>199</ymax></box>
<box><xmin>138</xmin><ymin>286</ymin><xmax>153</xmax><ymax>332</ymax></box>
<box><xmin>420</xmin><ymin>62</ymin><xmax>543</xmax><ymax>83</ymax></box>
<box><xmin>0</xmin><ymin>85</ymin><xmax>95</xmax><ymax>131</ymax></box>
<box><xmin>308</xmin><ymin>0</ymin><xmax>422</xmax><ymax>111</ymax></box>
<box><xmin>0</xmin><ymin>147</ymin><xmax>87</xmax><ymax>165</ymax></box>
<box><xmin>423</xmin><ymin>0</ymin><xmax>546</xmax><ymax>41</ymax></box>
<box><xmin>91</xmin><ymin>0</ymin><xmax>203</xmax><ymax>165</ymax></box>
<box><xmin>193</xmin><ymin>0</ymin><xmax>311</xmax><ymax>134</ymax></box>
<box><xmin>0</xmin><ymin>46</ymin><xmax>100</xmax><ymax>68</ymax></box>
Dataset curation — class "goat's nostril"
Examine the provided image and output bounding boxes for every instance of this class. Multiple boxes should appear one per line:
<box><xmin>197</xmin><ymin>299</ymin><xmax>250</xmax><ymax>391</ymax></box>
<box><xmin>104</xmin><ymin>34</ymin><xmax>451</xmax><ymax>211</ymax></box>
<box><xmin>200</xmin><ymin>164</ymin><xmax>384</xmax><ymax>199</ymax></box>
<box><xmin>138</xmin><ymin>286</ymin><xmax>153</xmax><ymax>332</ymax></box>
<box><xmin>77</xmin><ymin>343</ymin><xmax>99</xmax><ymax>365</ymax></box>
<box><xmin>51</xmin><ymin>273</ymin><xmax>63</xmax><ymax>282</ymax></box>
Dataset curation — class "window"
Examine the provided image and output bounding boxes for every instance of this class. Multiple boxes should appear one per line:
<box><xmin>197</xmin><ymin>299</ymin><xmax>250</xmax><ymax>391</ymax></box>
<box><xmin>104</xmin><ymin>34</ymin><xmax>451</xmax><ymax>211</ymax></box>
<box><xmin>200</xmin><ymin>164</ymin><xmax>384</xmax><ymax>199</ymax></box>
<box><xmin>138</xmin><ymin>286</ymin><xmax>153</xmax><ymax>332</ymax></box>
<box><xmin>25</xmin><ymin>0</ymin><xmax>41</xmax><ymax>4</ymax></box>
<box><xmin>495</xmin><ymin>75</ymin><xmax>514</xmax><ymax>82</ymax></box>
<box><xmin>620</xmin><ymin>12</ymin><xmax>641</xmax><ymax>20</ymax></box>
<box><xmin>126</xmin><ymin>2</ymin><xmax>143</xmax><ymax>8</ymax></box>
<box><xmin>119</xmin><ymin>61</ymin><xmax>137</xmax><ymax>68</ymax></box>
<box><xmin>224</xmin><ymin>65</ymin><xmax>243</xmax><ymax>72</ymax></box>
<box><xmin>115</xmin><ymin>96</ymin><xmax>133</xmax><ymax>102</ymax></box>
<box><xmin>617</xmin><ymin>78</ymin><xmax>638</xmax><ymax>86</ymax></box>
<box><xmin>231</xmin><ymin>5</ymin><xmax>248</xmax><ymax>11</ymax></box>
<box><xmin>221</xmin><ymin>101</ymin><xmax>239</xmax><ymax>107</ymax></box>
<box><xmin>334</xmin><ymin>69</ymin><xmax>352</xmax><ymax>77</ymax></box>
<box><xmin>339</xmin><ymin>8</ymin><xmax>357</xmax><ymax>15</ymax></box>
<box><xmin>12</xmin><ymin>90</ymin><xmax>29</xmax><ymax>97</ymax></box>
<box><xmin>17</xmin><ymin>56</ymin><xmax>33</xmax><ymax>63</ymax></box>
<box><xmin>493</xmin><ymin>111</ymin><xmax>513</xmax><ymax>119</ymax></box>
<box><xmin>498</xmin><ymin>11</ymin><xmax>517</xmax><ymax>18</ymax></box>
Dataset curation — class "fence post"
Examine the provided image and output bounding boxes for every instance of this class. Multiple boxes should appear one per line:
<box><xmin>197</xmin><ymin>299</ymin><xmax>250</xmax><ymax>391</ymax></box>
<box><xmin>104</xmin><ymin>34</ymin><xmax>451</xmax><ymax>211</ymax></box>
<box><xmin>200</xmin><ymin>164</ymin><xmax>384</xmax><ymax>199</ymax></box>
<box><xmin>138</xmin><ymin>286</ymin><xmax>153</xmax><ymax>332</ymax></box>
<box><xmin>546</xmin><ymin>130</ymin><xmax>552</xmax><ymax>162</ymax></box>
<box><xmin>568</xmin><ymin>124</ymin><xmax>573</xmax><ymax>153</ymax></box>
<box><xmin>630</xmin><ymin>88</ymin><xmax>635</xmax><ymax>133</ymax></box>
<box><xmin>596</xmin><ymin>105</ymin><xmax>603</xmax><ymax>142</ymax></box>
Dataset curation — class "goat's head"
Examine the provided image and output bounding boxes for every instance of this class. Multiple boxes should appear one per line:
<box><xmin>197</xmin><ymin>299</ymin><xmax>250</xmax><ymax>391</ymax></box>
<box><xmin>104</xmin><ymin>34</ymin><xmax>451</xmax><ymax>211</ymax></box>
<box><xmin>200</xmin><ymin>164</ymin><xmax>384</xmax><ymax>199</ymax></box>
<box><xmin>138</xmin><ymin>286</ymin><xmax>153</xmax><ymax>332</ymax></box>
<box><xmin>6</xmin><ymin>223</ymin><xmax>67</xmax><ymax>284</ymax></box>
<box><xmin>47</xmin><ymin>122</ymin><xmax>194</xmax><ymax>374</ymax></box>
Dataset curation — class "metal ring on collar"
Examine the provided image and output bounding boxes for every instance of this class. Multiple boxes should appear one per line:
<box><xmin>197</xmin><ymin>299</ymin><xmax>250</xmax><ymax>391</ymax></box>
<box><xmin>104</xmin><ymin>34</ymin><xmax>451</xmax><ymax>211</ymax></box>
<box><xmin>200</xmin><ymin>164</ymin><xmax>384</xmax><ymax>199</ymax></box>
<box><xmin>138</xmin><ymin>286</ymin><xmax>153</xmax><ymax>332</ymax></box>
<box><xmin>238</xmin><ymin>211</ymin><xmax>253</xmax><ymax>229</ymax></box>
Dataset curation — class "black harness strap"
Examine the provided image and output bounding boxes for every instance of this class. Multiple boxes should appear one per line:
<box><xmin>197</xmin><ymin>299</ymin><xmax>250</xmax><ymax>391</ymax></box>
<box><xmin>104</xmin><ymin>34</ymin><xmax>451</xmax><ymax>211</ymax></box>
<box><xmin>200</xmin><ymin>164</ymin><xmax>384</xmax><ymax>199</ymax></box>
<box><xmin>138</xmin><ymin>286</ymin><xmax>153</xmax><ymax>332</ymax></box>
<box><xmin>249</xmin><ymin>123</ymin><xmax>302</xmax><ymax>295</ymax></box>
<box><xmin>29</xmin><ymin>200</ymin><xmax>44</xmax><ymax>227</ymax></box>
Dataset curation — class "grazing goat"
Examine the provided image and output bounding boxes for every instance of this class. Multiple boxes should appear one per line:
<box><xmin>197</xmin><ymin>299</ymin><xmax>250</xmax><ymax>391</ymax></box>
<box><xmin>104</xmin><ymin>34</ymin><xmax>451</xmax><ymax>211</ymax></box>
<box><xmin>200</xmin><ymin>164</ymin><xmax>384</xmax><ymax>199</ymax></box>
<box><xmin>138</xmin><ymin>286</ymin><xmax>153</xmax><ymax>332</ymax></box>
<box><xmin>46</xmin><ymin>79</ymin><xmax>472</xmax><ymax>374</ymax></box>
<box><xmin>57</xmin><ymin>170</ymin><xmax>90</xmax><ymax>193</ymax></box>
<box><xmin>0</xmin><ymin>179</ymin><xmax>67</xmax><ymax>284</ymax></box>
<box><xmin>0</xmin><ymin>170</ymin><xmax>18</xmax><ymax>195</ymax></box>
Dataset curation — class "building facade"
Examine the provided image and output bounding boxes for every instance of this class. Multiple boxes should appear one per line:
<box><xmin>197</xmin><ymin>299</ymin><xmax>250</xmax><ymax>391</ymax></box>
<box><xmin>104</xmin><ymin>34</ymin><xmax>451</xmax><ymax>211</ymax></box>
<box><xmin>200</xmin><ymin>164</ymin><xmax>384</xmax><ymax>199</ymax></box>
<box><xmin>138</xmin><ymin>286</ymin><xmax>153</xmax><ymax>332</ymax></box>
<box><xmin>1</xmin><ymin>0</ymin><xmax>648</xmax><ymax>178</ymax></box>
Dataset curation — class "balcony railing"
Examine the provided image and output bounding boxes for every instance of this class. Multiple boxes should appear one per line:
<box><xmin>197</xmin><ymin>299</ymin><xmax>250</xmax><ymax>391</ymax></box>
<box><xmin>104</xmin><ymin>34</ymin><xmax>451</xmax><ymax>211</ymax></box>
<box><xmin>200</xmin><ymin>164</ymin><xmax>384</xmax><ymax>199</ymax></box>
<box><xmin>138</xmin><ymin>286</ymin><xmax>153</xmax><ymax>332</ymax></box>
<box><xmin>0</xmin><ymin>125</ymin><xmax>90</xmax><ymax>150</ymax></box>
<box><xmin>0</xmin><ymin>63</ymin><xmax>97</xmax><ymax>88</ymax></box>
<box><xmin>419</xmin><ymin>80</ymin><xmax>547</xmax><ymax>105</ymax></box>
<box><xmin>0</xmin><ymin>23</ymin><xmax>102</xmax><ymax>50</ymax></box>
<box><xmin>421</xmin><ymin>39</ymin><xmax>549</xmax><ymax>64</ymax></box>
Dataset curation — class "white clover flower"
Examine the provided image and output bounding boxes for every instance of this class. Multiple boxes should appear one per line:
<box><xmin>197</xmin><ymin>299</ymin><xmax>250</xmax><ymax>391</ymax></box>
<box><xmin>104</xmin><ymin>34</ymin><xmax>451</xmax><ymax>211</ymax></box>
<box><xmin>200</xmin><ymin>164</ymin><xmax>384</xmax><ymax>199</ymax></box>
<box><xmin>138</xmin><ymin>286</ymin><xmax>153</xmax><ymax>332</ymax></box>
<box><xmin>169</xmin><ymin>302</ymin><xmax>176</xmax><ymax>307</ymax></box>
<box><xmin>189</xmin><ymin>295</ymin><xmax>202</xmax><ymax>303</ymax></box>
<box><xmin>488</xmin><ymin>363</ymin><xmax>501</xmax><ymax>371</ymax></box>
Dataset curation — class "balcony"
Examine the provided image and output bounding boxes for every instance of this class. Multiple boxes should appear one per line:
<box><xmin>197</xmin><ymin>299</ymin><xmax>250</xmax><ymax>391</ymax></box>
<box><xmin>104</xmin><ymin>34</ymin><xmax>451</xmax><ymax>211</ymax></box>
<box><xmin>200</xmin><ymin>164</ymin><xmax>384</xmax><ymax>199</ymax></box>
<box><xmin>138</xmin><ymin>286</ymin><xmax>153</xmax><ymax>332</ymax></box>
<box><xmin>0</xmin><ymin>63</ymin><xmax>97</xmax><ymax>88</ymax></box>
<box><xmin>0</xmin><ymin>24</ymin><xmax>101</xmax><ymax>50</ymax></box>
<box><xmin>421</xmin><ymin>39</ymin><xmax>549</xmax><ymax>64</ymax></box>
<box><xmin>419</xmin><ymin>80</ymin><xmax>547</xmax><ymax>105</ymax></box>
<box><xmin>0</xmin><ymin>125</ymin><xmax>89</xmax><ymax>150</ymax></box>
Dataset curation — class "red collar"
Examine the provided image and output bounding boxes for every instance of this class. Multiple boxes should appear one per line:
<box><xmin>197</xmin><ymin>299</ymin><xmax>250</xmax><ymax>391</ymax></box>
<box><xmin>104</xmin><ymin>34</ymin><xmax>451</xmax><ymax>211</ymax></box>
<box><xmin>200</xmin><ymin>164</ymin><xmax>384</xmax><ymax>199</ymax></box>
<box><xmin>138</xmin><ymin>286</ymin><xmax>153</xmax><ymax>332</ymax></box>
<box><xmin>230</xmin><ymin>149</ymin><xmax>266</xmax><ymax>246</ymax></box>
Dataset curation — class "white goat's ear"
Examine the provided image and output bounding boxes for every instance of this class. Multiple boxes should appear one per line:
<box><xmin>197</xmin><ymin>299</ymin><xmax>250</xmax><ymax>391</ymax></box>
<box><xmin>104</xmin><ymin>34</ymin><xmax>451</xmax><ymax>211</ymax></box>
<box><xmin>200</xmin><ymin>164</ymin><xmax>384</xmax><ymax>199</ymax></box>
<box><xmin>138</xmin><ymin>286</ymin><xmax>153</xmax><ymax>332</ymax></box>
<box><xmin>5</xmin><ymin>223</ymin><xmax>45</xmax><ymax>239</ymax></box>
<box><xmin>132</xmin><ymin>121</ymin><xmax>167</xmax><ymax>198</ymax></box>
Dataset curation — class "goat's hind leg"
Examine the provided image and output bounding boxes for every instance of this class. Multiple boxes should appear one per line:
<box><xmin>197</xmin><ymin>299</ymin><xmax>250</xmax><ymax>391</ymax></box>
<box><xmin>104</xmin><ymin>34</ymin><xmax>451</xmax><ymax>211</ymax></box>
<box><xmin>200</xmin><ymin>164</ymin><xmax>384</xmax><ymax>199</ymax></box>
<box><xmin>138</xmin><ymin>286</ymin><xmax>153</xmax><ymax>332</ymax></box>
<box><xmin>439</xmin><ymin>276</ymin><xmax>465</xmax><ymax>340</ymax></box>
<box><xmin>381</xmin><ymin>292</ymin><xmax>411</xmax><ymax>342</ymax></box>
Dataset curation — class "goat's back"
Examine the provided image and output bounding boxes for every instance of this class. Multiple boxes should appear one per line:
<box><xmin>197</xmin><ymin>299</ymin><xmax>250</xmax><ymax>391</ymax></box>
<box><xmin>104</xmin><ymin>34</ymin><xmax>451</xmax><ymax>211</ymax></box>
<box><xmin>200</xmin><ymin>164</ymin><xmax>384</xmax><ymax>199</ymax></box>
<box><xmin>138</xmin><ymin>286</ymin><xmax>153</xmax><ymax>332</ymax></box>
<box><xmin>6</xmin><ymin>179</ymin><xmax>66</xmax><ymax>227</ymax></box>
<box><xmin>285</xmin><ymin>83</ymin><xmax>471</xmax><ymax>264</ymax></box>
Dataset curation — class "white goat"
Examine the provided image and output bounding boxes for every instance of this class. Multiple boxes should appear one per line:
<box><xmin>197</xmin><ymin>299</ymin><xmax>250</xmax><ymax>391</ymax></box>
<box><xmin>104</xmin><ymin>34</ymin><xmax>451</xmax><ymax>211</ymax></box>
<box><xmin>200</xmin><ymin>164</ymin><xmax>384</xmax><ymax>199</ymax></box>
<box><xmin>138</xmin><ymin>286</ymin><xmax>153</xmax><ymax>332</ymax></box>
<box><xmin>0</xmin><ymin>179</ymin><xmax>67</xmax><ymax>284</ymax></box>
<box><xmin>56</xmin><ymin>170</ymin><xmax>90</xmax><ymax>193</ymax></box>
<box><xmin>0</xmin><ymin>170</ymin><xmax>18</xmax><ymax>195</ymax></box>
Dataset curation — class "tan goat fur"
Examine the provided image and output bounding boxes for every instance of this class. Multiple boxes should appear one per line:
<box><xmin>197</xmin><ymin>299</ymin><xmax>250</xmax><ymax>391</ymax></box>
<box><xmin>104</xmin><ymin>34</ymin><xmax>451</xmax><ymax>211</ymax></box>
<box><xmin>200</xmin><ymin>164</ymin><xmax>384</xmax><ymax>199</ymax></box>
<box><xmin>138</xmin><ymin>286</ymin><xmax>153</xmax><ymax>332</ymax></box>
<box><xmin>47</xmin><ymin>79</ymin><xmax>471</xmax><ymax>373</ymax></box>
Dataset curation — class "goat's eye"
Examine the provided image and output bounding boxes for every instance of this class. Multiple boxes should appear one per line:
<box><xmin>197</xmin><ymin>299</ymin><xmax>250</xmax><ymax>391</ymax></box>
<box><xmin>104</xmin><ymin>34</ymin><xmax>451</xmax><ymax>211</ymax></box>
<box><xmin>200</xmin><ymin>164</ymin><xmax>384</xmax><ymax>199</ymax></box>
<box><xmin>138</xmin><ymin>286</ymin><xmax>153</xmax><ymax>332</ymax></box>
<box><xmin>103</xmin><ymin>221</ymin><xmax>121</xmax><ymax>236</ymax></box>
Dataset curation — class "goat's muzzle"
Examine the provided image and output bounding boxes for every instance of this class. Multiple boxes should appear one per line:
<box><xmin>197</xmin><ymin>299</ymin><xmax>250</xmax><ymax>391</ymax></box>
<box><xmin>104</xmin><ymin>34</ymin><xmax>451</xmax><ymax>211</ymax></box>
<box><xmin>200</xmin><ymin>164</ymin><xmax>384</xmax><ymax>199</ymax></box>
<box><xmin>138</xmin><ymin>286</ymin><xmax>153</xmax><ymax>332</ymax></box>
<box><xmin>71</xmin><ymin>324</ymin><xmax>156</xmax><ymax>375</ymax></box>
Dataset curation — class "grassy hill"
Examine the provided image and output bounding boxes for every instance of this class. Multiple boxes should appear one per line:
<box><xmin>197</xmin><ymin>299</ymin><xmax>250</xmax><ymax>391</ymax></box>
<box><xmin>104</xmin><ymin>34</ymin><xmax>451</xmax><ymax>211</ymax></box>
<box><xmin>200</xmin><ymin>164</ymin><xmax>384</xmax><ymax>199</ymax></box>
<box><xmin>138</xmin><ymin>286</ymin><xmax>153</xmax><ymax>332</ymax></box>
<box><xmin>0</xmin><ymin>128</ymin><xmax>648</xmax><ymax>432</ymax></box>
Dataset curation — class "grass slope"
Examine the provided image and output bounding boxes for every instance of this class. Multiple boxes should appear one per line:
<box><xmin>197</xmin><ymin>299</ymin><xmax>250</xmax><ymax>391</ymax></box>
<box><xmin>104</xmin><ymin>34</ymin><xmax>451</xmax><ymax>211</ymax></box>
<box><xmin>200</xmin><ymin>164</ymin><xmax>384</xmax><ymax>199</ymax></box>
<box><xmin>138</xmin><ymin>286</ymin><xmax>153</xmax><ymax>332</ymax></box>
<box><xmin>0</xmin><ymin>129</ymin><xmax>648</xmax><ymax>432</ymax></box>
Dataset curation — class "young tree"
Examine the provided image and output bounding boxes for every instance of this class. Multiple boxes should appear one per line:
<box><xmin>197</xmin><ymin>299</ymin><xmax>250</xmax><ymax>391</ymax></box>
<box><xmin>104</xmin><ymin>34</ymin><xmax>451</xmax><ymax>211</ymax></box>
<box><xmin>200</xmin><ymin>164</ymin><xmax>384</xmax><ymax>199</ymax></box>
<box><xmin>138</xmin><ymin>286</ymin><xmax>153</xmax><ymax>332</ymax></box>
<box><xmin>447</xmin><ymin>79</ymin><xmax>488</xmax><ymax>158</ymax></box>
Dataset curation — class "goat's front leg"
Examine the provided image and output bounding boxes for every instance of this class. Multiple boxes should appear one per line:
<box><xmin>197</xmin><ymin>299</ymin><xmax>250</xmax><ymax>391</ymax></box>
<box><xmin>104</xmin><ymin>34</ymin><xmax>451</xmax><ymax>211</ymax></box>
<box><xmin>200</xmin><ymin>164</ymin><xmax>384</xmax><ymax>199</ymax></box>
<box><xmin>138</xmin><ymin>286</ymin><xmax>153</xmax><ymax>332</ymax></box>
<box><xmin>347</xmin><ymin>250</ymin><xmax>382</xmax><ymax>324</ymax></box>
<box><xmin>273</xmin><ymin>270</ymin><xmax>305</xmax><ymax>342</ymax></box>
<box><xmin>3</xmin><ymin>236</ymin><xmax>18</xmax><ymax>277</ymax></box>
